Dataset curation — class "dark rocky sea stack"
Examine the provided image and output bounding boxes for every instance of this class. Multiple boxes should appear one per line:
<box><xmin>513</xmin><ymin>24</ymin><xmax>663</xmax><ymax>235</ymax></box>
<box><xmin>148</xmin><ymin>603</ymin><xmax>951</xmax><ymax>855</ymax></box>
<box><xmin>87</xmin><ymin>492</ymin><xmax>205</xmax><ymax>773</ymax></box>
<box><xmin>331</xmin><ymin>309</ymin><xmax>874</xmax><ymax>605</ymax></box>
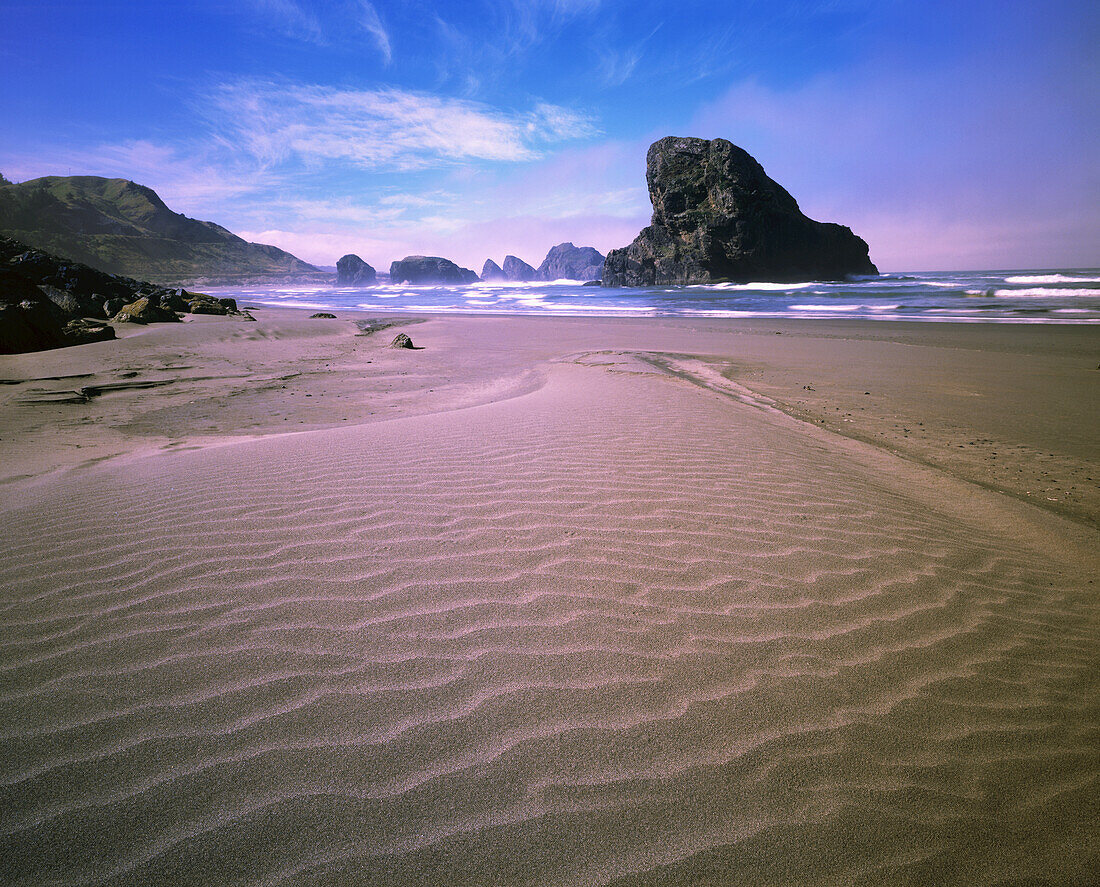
<box><xmin>502</xmin><ymin>255</ymin><xmax>537</xmax><ymax>282</ymax></box>
<box><xmin>336</xmin><ymin>254</ymin><xmax>377</xmax><ymax>285</ymax></box>
<box><xmin>536</xmin><ymin>243</ymin><xmax>605</xmax><ymax>281</ymax></box>
<box><xmin>603</xmin><ymin>137</ymin><xmax>877</xmax><ymax>286</ymax></box>
<box><xmin>390</xmin><ymin>256</ymin><xmax>479</xmax><ymax>285</ymax></box>
<box><xmin>481</xmin><ymin>259</ymin><xmax>505</xmax><ymax>281</ymax></box>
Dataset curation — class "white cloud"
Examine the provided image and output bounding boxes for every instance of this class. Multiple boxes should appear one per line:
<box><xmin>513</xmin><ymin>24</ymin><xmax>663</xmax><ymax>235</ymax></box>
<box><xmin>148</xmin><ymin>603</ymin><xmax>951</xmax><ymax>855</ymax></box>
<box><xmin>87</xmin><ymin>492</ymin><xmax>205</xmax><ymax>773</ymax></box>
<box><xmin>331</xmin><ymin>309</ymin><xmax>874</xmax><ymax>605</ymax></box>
<box><xmin>244</xmin><ymin>0</ymin><xmax>392</xmax><ymax>61</ymax></box>
<box><xmin>356</xmin><ymin>1</ymin><xmax>392</xmax><ymax>64</ymax></box>
<box><xmin>207</xmin><ymin>80</ymin><xmax>597</xmax><ymax>170</ymax></box>
<box><xmin>248</xmin><ymin>0</ymin><xmax>324</xmax><ymax>43</ymax></box>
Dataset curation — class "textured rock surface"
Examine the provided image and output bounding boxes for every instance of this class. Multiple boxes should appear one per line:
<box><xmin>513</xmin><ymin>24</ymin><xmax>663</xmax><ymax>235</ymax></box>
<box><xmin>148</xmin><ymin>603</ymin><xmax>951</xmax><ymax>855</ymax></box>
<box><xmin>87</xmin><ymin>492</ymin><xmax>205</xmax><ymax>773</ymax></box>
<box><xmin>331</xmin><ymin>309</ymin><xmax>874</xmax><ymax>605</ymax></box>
<box><xmin>389</xmin><ymin>333</ymin><xmax>415</xmax><ymax>349</ymax></box>
<box><xmin>481</xmin><ymin>259</ymin><xmax>505</xmax><ymax>281</ymax></box>
<box><xmin>390</xmin><ymin>256</ymin><xmax>478</xmax><ymax>285</ymax></box>
<box><xmin>536</xmin><ymin>243</ymin><xmax>605</xmax><ymax>282</ymax></box>
<box><xmin>603</xmin><ymin>137</ymin><xmax>876</xmax><ymax>286</ymax></box>
<box><xmin>336</xmin><ymin>254</ymin><xmax>377</xmax><ymax>286</ymax></box>
<box><xmin>503</xmin><ymin>255</ymin><xmax>538</xmax><ymax>282</ymax></box>
<box><xmin>113</xmin><ymin>295</ymin><xmax>181</xmax><ymax>324</ymax></box>
<box><xmin>0</xmin><ymin>235</ymin><xmax>245</xmax><ymax>352</ymax></box>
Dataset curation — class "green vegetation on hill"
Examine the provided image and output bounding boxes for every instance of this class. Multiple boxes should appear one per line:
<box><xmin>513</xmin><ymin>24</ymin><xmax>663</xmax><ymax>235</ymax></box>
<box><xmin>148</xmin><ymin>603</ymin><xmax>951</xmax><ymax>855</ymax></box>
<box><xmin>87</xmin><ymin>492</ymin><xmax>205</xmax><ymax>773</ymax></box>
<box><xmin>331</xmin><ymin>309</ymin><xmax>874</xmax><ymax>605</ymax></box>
<box><xmin>0</xmin><ymin>175</ymin><xmax>319</xmax><ymax>284</ymax></box>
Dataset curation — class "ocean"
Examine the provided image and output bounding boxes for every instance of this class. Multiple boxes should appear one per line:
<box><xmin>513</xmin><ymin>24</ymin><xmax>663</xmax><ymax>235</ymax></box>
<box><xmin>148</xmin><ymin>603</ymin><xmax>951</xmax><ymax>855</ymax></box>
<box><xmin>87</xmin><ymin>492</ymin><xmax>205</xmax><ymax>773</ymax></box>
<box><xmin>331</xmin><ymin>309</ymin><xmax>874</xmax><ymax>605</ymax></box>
<box><xmin>206</xmin><ymin>268</ymin><xmax>1100</xmax><ymax>322</ymax></box>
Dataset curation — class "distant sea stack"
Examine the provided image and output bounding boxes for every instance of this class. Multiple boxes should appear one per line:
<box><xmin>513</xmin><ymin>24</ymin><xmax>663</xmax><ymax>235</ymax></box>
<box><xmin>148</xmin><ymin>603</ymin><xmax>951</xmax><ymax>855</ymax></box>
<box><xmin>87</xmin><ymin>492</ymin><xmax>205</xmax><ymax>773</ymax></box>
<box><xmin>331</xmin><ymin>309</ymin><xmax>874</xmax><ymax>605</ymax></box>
<box><xmin>602</xmin><ymin>137</ymin><xmax>876</xmax><ymax>286</ymax></box>
<box><xmin>0</xmin><ymin>175</ymin><xmax>320</xmax><ymax>285</ymax></box>
<box><xmin>503</xmin><ymin>255</ymin><xmax>538</xmax><ymax>282</ymax></box>
<box><xmin>390</xmin><ymin>256</ymin><xmax>479</xmax><ymax>285</ymax></box>
<box><xmin>336</xmin><ymin>254</ymin><xmax>376</xmax><ymax>285</ymax></box>
<box><xmin>537</xmin><ymin>243</ymin><xmax>604</xmax><ymax>282</ymax></box>
<box><xmin>481</xmin><ymin>259</ymin><xmax>505</xmax><ymax>281</ymax></box>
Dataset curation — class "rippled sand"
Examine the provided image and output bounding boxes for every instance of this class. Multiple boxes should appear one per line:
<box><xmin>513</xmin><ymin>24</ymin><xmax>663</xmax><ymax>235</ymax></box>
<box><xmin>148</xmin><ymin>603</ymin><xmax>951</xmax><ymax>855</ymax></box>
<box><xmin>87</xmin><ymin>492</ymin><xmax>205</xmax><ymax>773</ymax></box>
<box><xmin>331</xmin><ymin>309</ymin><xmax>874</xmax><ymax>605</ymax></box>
<box><xmin>1</xmin><ymin>317</ymin><xmax>1097</xmax><ymax>885</ymax></box>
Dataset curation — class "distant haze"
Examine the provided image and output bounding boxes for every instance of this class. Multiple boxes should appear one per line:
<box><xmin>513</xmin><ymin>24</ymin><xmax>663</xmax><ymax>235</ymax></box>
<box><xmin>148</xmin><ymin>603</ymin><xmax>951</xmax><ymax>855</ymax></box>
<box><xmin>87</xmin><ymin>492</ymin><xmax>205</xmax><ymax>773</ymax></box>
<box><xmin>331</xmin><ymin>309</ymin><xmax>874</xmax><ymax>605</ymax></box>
<box><xmin>2</xmin><ymin>0</ymin><xmax>1096</xmax><ymax>272</ymax></box>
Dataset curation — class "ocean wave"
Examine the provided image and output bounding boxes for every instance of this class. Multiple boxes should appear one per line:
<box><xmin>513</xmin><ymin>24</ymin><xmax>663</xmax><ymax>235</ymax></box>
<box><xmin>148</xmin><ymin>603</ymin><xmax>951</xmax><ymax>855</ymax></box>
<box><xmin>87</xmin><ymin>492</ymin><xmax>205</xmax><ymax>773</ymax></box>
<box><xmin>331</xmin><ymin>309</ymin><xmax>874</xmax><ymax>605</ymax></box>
<box><xmin>993</xmin><ymin>288</ymin><xmax>1099</xmax><ymax>298</ymax></box>
<box><xmin>709</xmin><ymin>281</ymin><xmax>815</xmax><ymax>290</ymax></box>
<box><xmin>1003</xmin><ymin>274</ymin><xmax>1100</xmax><ymax>284</ymax></box>
<box><xmin>789</xmin><ymin>304</ymin><xmax>861</xmax><ymax>312</ymax></box>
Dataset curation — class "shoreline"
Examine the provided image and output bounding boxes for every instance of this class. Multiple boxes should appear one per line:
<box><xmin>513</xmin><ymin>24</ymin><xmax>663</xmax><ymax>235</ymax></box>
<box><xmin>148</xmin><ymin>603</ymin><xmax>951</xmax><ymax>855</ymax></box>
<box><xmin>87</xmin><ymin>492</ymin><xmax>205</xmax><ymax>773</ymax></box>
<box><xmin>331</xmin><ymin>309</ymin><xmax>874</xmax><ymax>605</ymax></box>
<box><xmin>2</xmin><ymin>307</ymin><xmax>1097</xmax><ymax>531</ymax></box>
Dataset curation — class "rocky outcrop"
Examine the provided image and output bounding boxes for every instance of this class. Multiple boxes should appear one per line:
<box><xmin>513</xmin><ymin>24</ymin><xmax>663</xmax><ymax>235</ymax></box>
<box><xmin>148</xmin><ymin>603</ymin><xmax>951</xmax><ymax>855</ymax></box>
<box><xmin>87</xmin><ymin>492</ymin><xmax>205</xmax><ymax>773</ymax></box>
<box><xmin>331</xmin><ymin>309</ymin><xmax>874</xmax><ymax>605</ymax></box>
<box><xmin>537</xmin><ymin>243</ymin><xmax>605</xmax><ymax>282</ymax></box>
<box><xmin>481</xmin><ymin>259</ymin><xmax>505</xmax><ymax>281</ymax></box>
<box><xmin>0</xmin><ymin>235</ymin><xmax>246</xmax><ymax>353</ymax></box>
<box><xmin>390</xmin><ymin>256</ymin><xmax>478</xmax><ymax>285</ymax></box>
<box><xmin>389</xmin><ymin>333</ymin><xmax>415</xmax><ymax>349</ymax></box>
<box><xmin>113</xmin><ymin>294</ymin><xmax>182</xmax><ymax>324</ymax></box>
<box><xmin>336</xmin><ymin>254</ymin><xmax>377</xmax><ymax>286</ymax></box>
<box><xmin>503</xmin><ymin>255</ymin><xmax>537</xmax><ymax>281</ymax></box>
<box><xmin>603</xmin><ymin>137</ymin><xmax>876</xmax><ymax>286</ymax></box>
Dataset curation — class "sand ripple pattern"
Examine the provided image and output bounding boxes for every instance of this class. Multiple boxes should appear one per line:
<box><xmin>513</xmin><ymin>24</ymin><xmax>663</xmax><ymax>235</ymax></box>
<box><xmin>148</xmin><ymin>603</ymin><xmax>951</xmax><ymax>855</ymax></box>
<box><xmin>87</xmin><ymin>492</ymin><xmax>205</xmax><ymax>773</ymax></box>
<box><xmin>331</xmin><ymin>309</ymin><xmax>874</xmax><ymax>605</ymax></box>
<box><xmin>1</xmin><ymin>364</ymin><xmax>1097</xmax><ymax>886</ymax></box>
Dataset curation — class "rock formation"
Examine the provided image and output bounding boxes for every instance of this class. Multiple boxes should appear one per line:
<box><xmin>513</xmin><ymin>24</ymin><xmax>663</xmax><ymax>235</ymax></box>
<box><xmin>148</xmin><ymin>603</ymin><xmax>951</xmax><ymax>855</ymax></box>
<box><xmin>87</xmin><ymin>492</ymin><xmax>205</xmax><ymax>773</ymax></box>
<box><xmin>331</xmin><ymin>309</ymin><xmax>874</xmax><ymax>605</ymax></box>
<box><xmin>536</xmin><ymin>243</ymin><xmax>605</xmax><ymax>282</ymax></box>
<box><xmin>602</xmin><ymin>137</ymin><xmax>877</xmax><ymax>286</ymax></box>
<box><xmin>503</xmin><ymin>255</ymin><xmax>537</xmax><ymax>282</ymax></box>
<box><xmin>113</xmin><ymin>294</ymin><xmax>182</xmax><ymax>325</ymax></box>
<box><xmin>390</xmin><ymin>256</ymin><xmax>478</xmax><ymax>285</ymax></box>
<box><xmin>481</xmin><ymin>259</ymin><xmax>505</xmax><ymax>281</ymax></box>
<box><xmin>336</xmin><ymin>254</ymin><xmax>377</xmax><ymax>286</ymax></box>
<box><xmin>0</xmin><ymin>235</ymin><xmax>247</xmax><ymax>353</ymax></box>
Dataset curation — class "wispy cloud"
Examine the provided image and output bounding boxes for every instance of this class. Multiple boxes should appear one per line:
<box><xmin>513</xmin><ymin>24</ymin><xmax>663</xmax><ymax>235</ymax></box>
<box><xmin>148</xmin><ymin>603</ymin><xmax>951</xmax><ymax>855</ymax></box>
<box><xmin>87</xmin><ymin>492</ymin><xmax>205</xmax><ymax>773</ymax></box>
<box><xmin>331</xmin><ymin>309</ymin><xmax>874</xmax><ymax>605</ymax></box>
<box><xmin>357</xmin><ymin>1</ymin><xmax>392</xmax><ymax>64</ymax></box>
<box><xmin>206</xmin><ymin>80</ymin><xmax>598</xmax><ymax>169</ymax></box>
<box><xmin>245</xmin><ymin>0</ymin><xmax>392</xmax><ymax>62</ymax></box>
<box><xmin>247</xmin><ymin>0</ymin><xmax>325</xmax><ymax>43</ymax></box>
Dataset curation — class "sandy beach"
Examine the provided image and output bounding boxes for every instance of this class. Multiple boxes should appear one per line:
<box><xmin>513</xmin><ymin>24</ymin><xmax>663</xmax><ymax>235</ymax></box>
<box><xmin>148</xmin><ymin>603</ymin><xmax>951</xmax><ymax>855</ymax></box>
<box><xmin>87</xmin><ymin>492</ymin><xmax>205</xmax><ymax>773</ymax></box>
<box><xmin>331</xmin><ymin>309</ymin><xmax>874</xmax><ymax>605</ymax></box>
<box><xmin>1</xmin><ymin>308</ymin><xmax>1098</xmax><ymax>885</ymax></box>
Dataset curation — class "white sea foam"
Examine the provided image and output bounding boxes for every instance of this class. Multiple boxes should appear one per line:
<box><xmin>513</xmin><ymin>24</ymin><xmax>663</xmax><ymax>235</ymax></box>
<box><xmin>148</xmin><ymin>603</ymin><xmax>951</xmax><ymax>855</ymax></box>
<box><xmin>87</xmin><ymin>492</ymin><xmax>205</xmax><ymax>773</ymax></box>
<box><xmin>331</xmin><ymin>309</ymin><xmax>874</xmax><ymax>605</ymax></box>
<box><xmin>993</xmin><ymin>288</ymin><xmax>1098</xmax><ymax>298</ymax></box>
<box><xmin>1004</xmin><ymin>274</ymin><xmax>1100</xmax><ymax>284</ymax></box>
<box><xmin>710</xmin><ymin>281</ymin><xmax>815</xmax><ymax>290</ymax></box>
<box><xmin>789</xmin><ymin>304</ymin><xmax>861</xmax><ymax>312</ymax></box>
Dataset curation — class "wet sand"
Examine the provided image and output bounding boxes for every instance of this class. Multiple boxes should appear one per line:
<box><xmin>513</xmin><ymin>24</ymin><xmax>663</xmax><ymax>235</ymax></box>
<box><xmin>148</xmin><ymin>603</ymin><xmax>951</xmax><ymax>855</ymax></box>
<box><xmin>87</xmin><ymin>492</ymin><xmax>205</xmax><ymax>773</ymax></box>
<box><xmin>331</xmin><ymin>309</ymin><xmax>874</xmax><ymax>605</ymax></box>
<box><xmin>1</xmin><ymin>309</ymin><xmax>1097</xmax><ymax>885</ymax></box>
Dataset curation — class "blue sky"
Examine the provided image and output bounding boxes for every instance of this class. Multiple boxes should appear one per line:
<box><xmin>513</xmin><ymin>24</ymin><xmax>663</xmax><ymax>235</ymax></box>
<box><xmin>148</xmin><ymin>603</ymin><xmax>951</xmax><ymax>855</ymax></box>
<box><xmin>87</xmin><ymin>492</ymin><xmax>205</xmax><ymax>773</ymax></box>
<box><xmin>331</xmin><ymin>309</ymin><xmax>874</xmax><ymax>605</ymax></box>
<box><xmin>1</xmin><ymin>0</ymin><xmax>1097</xmax><ymax>271</ymax></box>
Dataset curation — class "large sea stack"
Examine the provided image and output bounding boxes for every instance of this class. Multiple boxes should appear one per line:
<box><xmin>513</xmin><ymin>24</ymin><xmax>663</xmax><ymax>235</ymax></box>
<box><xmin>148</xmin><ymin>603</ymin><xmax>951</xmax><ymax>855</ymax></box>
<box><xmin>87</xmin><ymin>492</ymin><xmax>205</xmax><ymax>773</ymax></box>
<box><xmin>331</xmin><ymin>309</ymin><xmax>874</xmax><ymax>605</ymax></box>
<box><xmin>336</xmin><ymin>254</ymin><xmax>376</xmax><ymax>285</ymax></box>
<box><xmin>602</xmin><ymin>137</ymin><xmax>876</xmax><ymax>286</ymax></box>
<box><xmin>390</xmin><ymin>256</ymin><xmax>478</xmax><ymax>285</ymax></box>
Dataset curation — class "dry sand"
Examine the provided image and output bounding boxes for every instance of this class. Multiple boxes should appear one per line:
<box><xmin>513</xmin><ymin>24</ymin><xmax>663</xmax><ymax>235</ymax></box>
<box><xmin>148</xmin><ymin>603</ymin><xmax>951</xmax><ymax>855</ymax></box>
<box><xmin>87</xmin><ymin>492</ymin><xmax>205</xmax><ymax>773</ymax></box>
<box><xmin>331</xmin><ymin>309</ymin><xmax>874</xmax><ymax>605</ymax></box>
<box><xmin>1</xmin><ymin>308</ymin><xmax>1097</xmax><ymax>885</ymax></box>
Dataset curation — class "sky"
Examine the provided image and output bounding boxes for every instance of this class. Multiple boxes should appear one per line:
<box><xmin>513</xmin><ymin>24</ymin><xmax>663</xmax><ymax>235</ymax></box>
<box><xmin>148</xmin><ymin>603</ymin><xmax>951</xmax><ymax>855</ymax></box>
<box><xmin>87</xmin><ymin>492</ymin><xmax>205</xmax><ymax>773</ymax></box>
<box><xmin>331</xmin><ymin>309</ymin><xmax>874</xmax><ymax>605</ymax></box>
<box><xmin>1</xmin><ymin>0</ymin><xmax>1097</xmax><ymax>272</ymax></box>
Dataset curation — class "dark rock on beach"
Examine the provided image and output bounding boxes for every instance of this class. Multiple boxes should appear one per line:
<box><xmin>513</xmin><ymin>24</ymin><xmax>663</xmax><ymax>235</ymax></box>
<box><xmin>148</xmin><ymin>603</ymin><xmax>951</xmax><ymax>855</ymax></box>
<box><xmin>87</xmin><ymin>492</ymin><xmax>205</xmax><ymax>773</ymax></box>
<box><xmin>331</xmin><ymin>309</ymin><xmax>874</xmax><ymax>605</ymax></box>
<box><xmin>336</xmin><ymin>254</ymin><xmax>377</xmax><ymax>286</ymax></box>
<box><xmin>113</xmin><ymin>294</ymin><xmax>181</xmax><ymax>324</ymax></box>
<box><xmin>503</xmin><ymin>255</ymin><xmax>538</xmax><ymax>282</ymax></box>
<box><xmin>390</xmin><ymin>256</ymin><xmax>478</xmax><ymax>285</ymax></box>
<box><xmin>602</xmin><ymin>136</ymin><xmax>877</xmax><ymax>286</ymax></box>
<box><xmin>481</xmin><ymin>259</ymin><xmax>505</xmax><ymax>281</ymax></box>
<box><xmin>310</xmin><ymin>312</ymin><xmax>337</xmax><ymax>319</ymax></box>
<box><xmin>389</xmin><ymin>333</ymin><xmax>415</xmax><ymax>349</ymax></box>
<box><xmin>0</xmin><ymin>234</ymin><xmax>247</xmax><ymax>353</ymax></box>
